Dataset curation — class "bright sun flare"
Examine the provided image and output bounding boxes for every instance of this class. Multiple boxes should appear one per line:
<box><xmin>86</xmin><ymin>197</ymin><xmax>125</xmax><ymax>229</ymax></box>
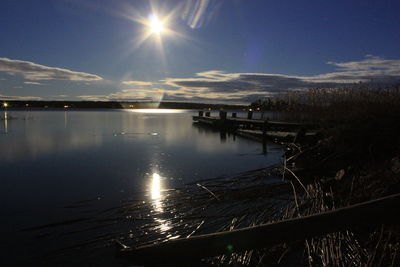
<box><xmin>149</xmin><ymin>15</ymin><xmax>164</xmax><ymax>34</ymax></box>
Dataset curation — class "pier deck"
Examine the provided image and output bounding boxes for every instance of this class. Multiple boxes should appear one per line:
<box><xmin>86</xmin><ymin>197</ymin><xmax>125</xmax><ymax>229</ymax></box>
<box><xmin>192</xmin><ymin>115</ymin><xmax>318</xmax><ymax>130</ymax></box>
<box><xmin>193</xmin><ymin>113</ymin><xmax>320</xmax><ymax>143</ymax></box>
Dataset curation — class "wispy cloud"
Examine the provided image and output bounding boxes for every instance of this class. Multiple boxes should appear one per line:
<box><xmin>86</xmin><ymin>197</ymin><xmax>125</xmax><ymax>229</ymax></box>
<box><xmin>163</xmin><ymin>71</ymin><xmax>319</xmax><ymax>103</ymax></box>
<box><xmin>309</xmin><ymin>55</ymin><xmax>400</xmax><ymax>83</ymax></box>
<box><xmin>23</xmin><ymin>81</ymin><xmax>44</xmax><ymax>85</ymax></box>
<box><xmin>108</xmin><ymin>88</ymin><xmax>164</xmax><ymax>101</ymax></box>
<box><xmin>0</xmin><ymin>57</ymin><xmax>102</xmax><ymax>81</ymax></box>
<box><xmin>328</xmin><ymin>55</ymin><xmax>400</xmax><ymax>71</ymax></box>
<box><xmin>77</xmin><ymin>95</ymin><xmax>107</xmax><ymax>101</ymax></box>
<box><xmin>122</xmin><ymin>80</ymin><xmax>153</xmax><ymax>86</ymax></box>
<box><xmin>162</xmin><ymin>56</ymin><xmax>400</xmax><ymax>103</ymax></box>
<box><xmin>0</xmin><ymin>94</ymin><xmax>42</xmax><ymax>101</ymax></box>
<box><xmin>79</xmin><ymin>88</ymin><xmax>164</xmax><ymax>102</ymax></box>
<box><xmin>50</xmin><ymin>95</ymin><xmax>69</xmax><ymax>99</ymax></box>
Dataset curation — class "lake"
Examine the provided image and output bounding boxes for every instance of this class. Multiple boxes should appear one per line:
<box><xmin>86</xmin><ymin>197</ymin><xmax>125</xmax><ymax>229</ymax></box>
<box><xmin>0</xmin><ymin>109</ymin><xmax>282</xmax><ymax>265</ymax></box>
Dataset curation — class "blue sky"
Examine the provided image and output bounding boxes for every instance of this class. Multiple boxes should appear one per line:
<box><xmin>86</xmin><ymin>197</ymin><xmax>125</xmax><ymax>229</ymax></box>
<box><xmin>1</xmin><ymin>0</ymin><xmax>400</xmax><ymax>103</ymax></box>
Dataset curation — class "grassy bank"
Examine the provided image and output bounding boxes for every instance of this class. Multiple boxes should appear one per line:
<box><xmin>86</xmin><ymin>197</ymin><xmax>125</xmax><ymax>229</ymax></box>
<box><xmin>275</xmin><ymin>85</ymin><xmax>400</xmax><ymax>266</ymax></box>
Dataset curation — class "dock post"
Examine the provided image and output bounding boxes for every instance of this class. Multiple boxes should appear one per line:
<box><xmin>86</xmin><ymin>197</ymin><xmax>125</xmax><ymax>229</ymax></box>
<box><xmin>220</xmin><ymin>131</ymin><xmax>227</xmax><ymax>142</ymax></box>
<box><xmin>293</xmin><ymin>126</ymin><xmax>306</xmax><ymax>143</ymax></box>
<box><xmin>219</xmin><ymin>111</ymin><xmax>227</xmax><ymax>128</ymax></box>
<box><xmin>247</xmin><ymin>111</ymin><xmax>253</xmax><ymax>120</ymax></box>
<box><xmin>198</xmin><ymin>111</ymin><xmax>204</xmax><ymax>117</ymax></box>
<box><xmin>262</xmin><ymin>120</ymin><xmax>268</xmax><ymax>154</ymax></box>
<box><xmin>205</xmin><ymin>111</ymin><xmax>210</xmax><ymax>117</ymax></box>
<box><xmin>232</xmin><ymin>112</ymin><xmax>237</xmax><ymax>118</ymax></box>
<box><xmin>219</xmin><ymin>111</ymin><xmax>227</xmax><ymax>120</ymax></box>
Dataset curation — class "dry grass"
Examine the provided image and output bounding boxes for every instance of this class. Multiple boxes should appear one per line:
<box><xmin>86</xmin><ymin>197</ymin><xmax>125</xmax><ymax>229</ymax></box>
<box><xmin>253</xmin><ymin>84</ymin><xmax>400</xmax><ymax>123</ymax></box>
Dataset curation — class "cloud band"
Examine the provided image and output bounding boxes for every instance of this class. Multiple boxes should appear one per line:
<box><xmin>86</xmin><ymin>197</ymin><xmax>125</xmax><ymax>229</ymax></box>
<box><xmin>0</xmin><ymin>57</ymin><xmax>102</xmax><ymax>81</ymax></box>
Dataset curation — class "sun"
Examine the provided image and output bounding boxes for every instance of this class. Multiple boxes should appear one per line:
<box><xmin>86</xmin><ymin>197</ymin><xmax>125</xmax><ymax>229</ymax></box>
<box><xmin>119</xmin><ymin>6</ymin><xmax>186</xmax><ymax>55</ymax></box>
<box><xmin>149</xmin><ymin>15</ymin><xmax>164</xmax><ymax>34</ymax></box>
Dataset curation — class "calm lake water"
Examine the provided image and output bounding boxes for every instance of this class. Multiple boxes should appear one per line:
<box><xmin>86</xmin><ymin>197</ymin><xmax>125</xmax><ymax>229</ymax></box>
<box><xmin>0</xmin><ymin>109</ymin><xmax>282</xmax><ymax>265</ymax></box>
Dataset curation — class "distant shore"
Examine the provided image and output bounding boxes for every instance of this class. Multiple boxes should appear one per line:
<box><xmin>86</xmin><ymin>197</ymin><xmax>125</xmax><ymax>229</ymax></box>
<box><xmin>0</xmin><ymin>100</ymin><xmax>247</xmax><ymax>110</ymax></box>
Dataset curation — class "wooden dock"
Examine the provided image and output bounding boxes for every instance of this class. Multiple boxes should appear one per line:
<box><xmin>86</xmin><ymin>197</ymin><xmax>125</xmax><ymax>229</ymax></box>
<box><xmin>193</xmin><ymin>111</ymin><xmax>320</xmax><ymax>143</ymax></box>
<box><xmin>193</xmin><ymin>115</ymin><xmax>316</xmax><ymax>129</ymax></box>
<box><xmin>236</xmin><ymin>129</ymin><xmax>318</xmax><ymax>142</ymax></box>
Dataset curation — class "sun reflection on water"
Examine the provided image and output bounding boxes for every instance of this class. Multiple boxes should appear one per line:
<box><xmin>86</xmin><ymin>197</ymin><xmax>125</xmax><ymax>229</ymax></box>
<box><xmin>149</xmin><ymin>172</ymin><xmax>172</xmax><ymax>232</ymax></box>
<box><xmin>151</xmin><ymin>173</ymin><xmax>163</xmax><ymax>213</ymax></box>
<box><xmin>3</xmin><ymin>111</ymin><xmax>8</xmax><ymax>134</ymax></box>
<box><xmin>155</xmin><ymin>218</ymin><xmax>171</xmax><ymax>232</ymax></box>
<box><xmin>130</xmin><ymin>109</ymin><xmax>184</xmax><ymax>114</ymax></box>
<box><xmin>151</xmin><ymin>173</ymin><xmax>161</xmax><ymax>199</ymax></box>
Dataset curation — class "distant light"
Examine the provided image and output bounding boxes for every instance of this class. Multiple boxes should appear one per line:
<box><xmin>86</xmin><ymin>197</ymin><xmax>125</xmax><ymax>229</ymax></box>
<box><xmin>249</xmin><ymin>108</ymin><xmax>253</xmax><ymax>112</ymax></box>
<box><xmin>64</xmin><ymin>105</ymin><xmax>69</xmax><ymax>108</ymax></box>
<box><xmin>3</xmin><ymin>102</ymin><xmax>8</xmax><ymax>108</ymax></box>
<box><xmin>25</xmin><ymin>104</ymin><xmax>29</xmax><ymax>107</ymax></box>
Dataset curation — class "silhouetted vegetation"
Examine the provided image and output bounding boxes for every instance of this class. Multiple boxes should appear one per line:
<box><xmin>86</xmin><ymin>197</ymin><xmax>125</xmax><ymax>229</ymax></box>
<box><xmin>251</xmin><ymin>84</ymin><xmax>400</xmax><ymax>121</ymax></box>
<box><xmin>275</xmin><ymin>84</ymin><xmax>400</xmax><ymax>266</ymax></box>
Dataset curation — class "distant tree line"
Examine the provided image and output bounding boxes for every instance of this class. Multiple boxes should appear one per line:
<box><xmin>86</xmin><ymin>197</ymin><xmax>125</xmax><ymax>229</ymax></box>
<box><xmin>0</xmin><ymin>100</ymin><xmax>247</xmax><ymax>110</ymax></box>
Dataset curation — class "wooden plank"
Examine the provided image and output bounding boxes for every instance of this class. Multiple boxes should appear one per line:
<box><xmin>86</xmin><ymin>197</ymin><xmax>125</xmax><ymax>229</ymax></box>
<box><xmin>192</xmin><ymin>116</ymin><xmax>318</xmax><ymax>128</ymax></box>
<box><xmin>117</xmin><ymin>193</ymin><xmax>400</xmax><ymax>264</ymax></box>
<box><xmin>238</xmin><ymin>130</ymin><xmax>317</xmax><ymax>138</ymax></box>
